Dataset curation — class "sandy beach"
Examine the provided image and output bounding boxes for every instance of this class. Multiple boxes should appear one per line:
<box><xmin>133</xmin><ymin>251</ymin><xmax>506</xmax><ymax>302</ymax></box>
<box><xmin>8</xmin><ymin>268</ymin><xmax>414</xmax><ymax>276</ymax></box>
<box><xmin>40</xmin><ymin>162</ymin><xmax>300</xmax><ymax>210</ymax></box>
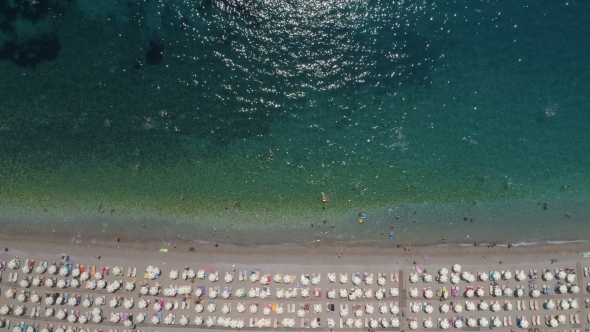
<box><xmin>0</xmin><ymin>238</ymin><xmax>589</xmax><ymax>331</ymax></box>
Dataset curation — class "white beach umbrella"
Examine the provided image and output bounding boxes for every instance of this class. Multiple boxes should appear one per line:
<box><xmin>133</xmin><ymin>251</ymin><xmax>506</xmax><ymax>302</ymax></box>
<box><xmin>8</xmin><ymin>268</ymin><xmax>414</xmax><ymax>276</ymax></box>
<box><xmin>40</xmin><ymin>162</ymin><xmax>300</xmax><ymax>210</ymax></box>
<box><xmin>345</xmin><ymin>318</ymin><xmax>354</xmax><ymax>327</ymax></box>
<box><xmin>409</xmin><ymin>274</ymin><xmax>418</xmax><ymax>283</ymax></box>
<box><xmin>391</xmin><ymin>318</ymin><xmax>400</xmax><ymax>327</ymax></box>
<box><xmin>378</xmin><ymin>276</ymin><xmax>386</xmax><ymax>285</ymax></box>
<box><xmin>109</xmin><ymin>298</ymin><xmax>118</xmax><ymax>308</ymax></box>
<box><xmin>369</xmin><ymin>319</ymin><xmax>378</xmax><ymax>329</ymax></box>
<box><xmin>439</xmin><ymin>267</ymin><xmax>448</xmax><ymax>275</ymax></box>
<box><xmin>123</xmin><ymin>319</ymin><xmax>132</xmax><ymax>328</ymax></box>
<box><xmin>557</xmin><ymin>314</ymin><xmax>566</xmax><ymax>324</ymax></box>
<box><xmin>327</xmin><ymin>289</ymin><xmax>336</xmax><ymax>299</ymax></box>
<box><xmin>453</xmin><ymin>304</ymin><xmax>463</xmax><ymax>313</ymax></box>
<box><xmin>423</xmin><ymin>319</ymin><xmax>433</xmax><ymax>328</ymax></box>
<box><xmin>516</xmin><ymin>271</ymin><xmax>526</xmax><ymax>281</ymax></box>
<box><xmin>263</xmin><ymin>306</ymin><xmax>271</xmax><ymax>316</ymax></box>
<box><xmin>550</xmin><ymin>319</ymin><xmax>558</xmax><ymax>327</ymax></box>
<box><xmin>561</xmin><ymin>299</ymin><xmax>570</xmax><ymax>309</ymax></box>
<box><xmin>391</xmin><ymin>305</ymin><xmax>399</xmax><ymax>314</ymax></box>
<box><xmin>300</xmin><ymin>277</ymin><xmax>308</xmax><ymax>285</ymax></box>
<box><xmin>479</xmin><ymin>272</ymin><xmax>488</xmax><ymax>281</ymax></box>
<box><xmin>46</xmin><ymin>278</ymin><xmax>55</xmax><ymax>287</ymax></box>
<box><xmin>205</xmin><ymin>317</ymin><xmax>214</xmax><ymax>327</ymax></box>
<box><xmin>493</xmin><ymin>288</ymin><xmax>502</xmax><ymax>297</ymax></box>
<box><xmin>248</xmin><ymin>288</ymin><xmax>256</xmax><ymax>298</ymax></box>
<box><xmin>375</xmin><ymin>290</ymin><xmax>384</xmax><ymax>300</ymax></box>
<box><xmin>59</xmin><ymin>267</ymin><xmax>69</xmax><ymax>276</ymax></box>
<box><xmin>491</xmin><ymin>303</ymin><xmax>500</xmax><ymax>312</ymax></box>
<box><xmin>566</xmin><ymin>273</ymin><xmax>575</xmax><ymax>283</ymax></box>
<box><xmin>439</xmin><ymin>274</ymin><xmax>448</xmax><ymax>283</ymax></box>
<box><xmin>410</xmin><ymin>288</ymin><xmax>419</xmax><ymax>298</ymax></box>
<box><xmin>479</xmin><ymin>302</ymin><xmax>489</xmax><ymax>310</ymax></box>
<box><xmin>31</xmin><ymin>293</ymin><xmax>40</xmax><ymax>303</ymax></box>
<box><xmin>559</xmin><ymin>284</ymin><xmax>567</xmax><ymax>294</ymax></box>
<box><xmin>503</xmin><ymin>271</ymin><xmax>512</xmax><ymax>280</ymax></box>
<box><xmin>169</xmin><ymin>270</ymin><xmax>178</xmax><ymax>280</ymax></box>
<box><xmin>424</xmin><ymin>304</ymin><xmax>433</xmax><ymax>314</ymax></box>
<box><xmin>153</xmin><ymin>302</ymin><xmax>162</xmax><ymax>311</ymax></box>
<box><xmin>12</xmin><ymin>328</ymin><xmax>21</xmax><ymax>332</ymax></box>
<box><xmin>179</xmin><ymin>316</ymin><xmax>189</xmax><ymax>325</ymax></box>
<box><xmin>14</xmin><ymin>306</ymin><xmax>24</xmax><ymax>315</ymax></box>
<box><xmin>348</xmin><ymin>293</ymin><xmax>357</xmax><ymax>301</ymax></box>
<box><xmin>45</xmin><ymin>297</ymin><xmax>54</xmax><ymax>305</ymax></box>
<box><xmin>67</xmin><ymin>314</ymin><xmax>77</xmax><ymax>323</ymax></box>
<box><xmin>221</xmin><ymin>290</ymin><xmax>230</xmax><ymax>299</ymax></box>
<box><xmin>165</xmin><ymin>301</ymin><xmax>173</xmax><ymax>310</ymax></box>
<box><xmin>35</xmin><ymin>264</ymin><xmax>46</xmax><ymax>274</ymax></box>
<box><xmin>451</xmin><ymin>275</ymin><xmax>460</xmax><ymax>284</ymax></box>
<box><xmin>32</xmin><ymin>276</ymin><xmax>41</xmax><ymax>286</ymax></box>
<box><xmin>466</xmin><ymin>289</ymin><xmax>474</xmax><ymax>297</ymax></box>
<box><xmin>423</xmin><ymin>274</ymin><xmax>433</xmax><ymax>283</ymax></box>
<box><xmin>208</xmin><ymin>273</ymin><xmax>217</xmax><ymax>282</ymax></box>
<box><xmin>365</xmin><ymin>288</ymin><xmax>373</xmax><ymax>298</ymax></box>
<box><xmin>19</xmin><ymin>279</ymin><xmax>30</xmax><ymax>288</ymax></box>
<box><xmin>91</xmin><ymin>314</ymin><xmax>102</xmax><ymax>323</ymax></box>
<box><xmin>340</xmin><ymin>274</ymin><xmax>348</xmax><ymax>284</ymax></box>
<box><xmin>300</xmin><ymin>288</ymin><xmax>309</xmax><ymax>298</ymax></box>
<box><xmin>354</xmin><ymin>288</ymin><xmax>363</xmax><ymax>298</ymax></box>
<box><xmin>57</xmin><ymin>279</ymin><xmax>66</xmax><ymax>289</ymax></box>
<box><xmin>21</xmin><ymin>265</ymin><xmax>31</xmax><ymax>274</ymax></box>
<box><xmin>503</xmin><ymin>288</ymin><xmax>513</xmax><ymax>296</ymax></box>
<box><xmin>556</xmin><ymin>270</ymin><xmax>566</xmax><ymax>279</ymax></box>
<box><xmin>519</xmin><ymin>319</ymin><xmax>529</xmax><ymax>328</ymax></box>
<box><xmin>45</xmin><ymin>308</ymin><xmax>54</xmax><ymax>317</ymax></box>
<box><xmin>455</xmin><ymin>320</ymin><xmax>463</xmax><ymax>328</ymax></box>
<box><xmin>297</xmin><ymin>309</ymin><xmax>305</xmax><ymax>318</ymax></box>
<box><xmin>47</xmin><ymin>265</ymin><xmax>57</xmax><ymax>274</ymax></box>
<box><xmin>148</xmin><ymin>286</ymin><xmax>159</xmax><ymax>295</ymax></box>
<box><xmin>70</xmin><ymin>279</ymin><xmax>79</xmax><ymax>288</ymax></box>
<box><xmin>409</xmin><ymin>320</ymin><xmax>418</xmax><ymax>330</ymax></box>
<box><xmin>151</xmin><ymin>316</ymin><xmax>160</xmax><ymax>324</ymax></box>
<box><xmin>570</xmin><ymin>285</ymin><xmax>580</xmax><ymax>294</ymax></box>
<box><xmin>276</xmin><ymin>306</ymin><xmax>284</xmax><ymax>315</ymax></box>
<box><xmin>493</xmin><ymin>318</ymin><xmax>502</xmax><ymax>327</ymax></box>
<box><xmin>97</xmin><ymin>280</ymin><xmax>106</xmax><ymax>289</ymax></box>
<box><xmin>467</xmin><ymin>317</ymin><xmax>477</xmax><ymax>327</ymax></box>
<box><xmin>236</xmin><ymin>303</ymin><xmax>245</xmax><ymax>313</ymax></box>
<box><xmin>365</xmin><ymin>275</ymin><xmax>373</xmax><ymax>285</ymax></box>
<box><xmin>390</xmin><ymin>287</ymin><xmax>399</xmax><ymax>296</ymax></box>
<box><xmin>135</xmin><ymin>312</ymin><xmax>145</xmax><ymax>323</ymax></box>
<box><xmin>424</xmin><ymin>289</ymin><xmax>433</xmax><ymax>299</ymax></box>
<box><xmin>351</xmin><ymin>276</ymin><xmax>361</xmax><ymax>286</ymax></box>
<box><xmin>250</xmin><ymin>304</ymin><xmax>258</xmax><ymax>314</ymax></box>
<box><xmin>92</xmin><ymin>308</ymin><xmax>102</xmax><ymax>316</ymax></box>
<box><xmin>379</xmin><ymin>304</ymin><xmax>388</xmax><ymax>314</ymax></box>
<box><xmin>187</xmin><ymin>269</ymin><xmax>196</xmax><ymax>279</ymax></box>
<box><xmin>80</xmin><ymin>272</ymin><xmax>89</xmax><ymax>281</ymax></box>
<box><xmin>194</xmin><ymin>303</ymin><xmax>203</xmax><ymax>313</ymax></box>
<box><xmin>381</xmin><ymin>319</ymin><xmax>389</xmax><ymax>328</ymax></box>
<box><xmin>260</xmin><ymin>289</ymin><xmax>268</xmax><ymax>299</ymax></box>
<box><xmin>137</xmin><ymin>299</ymin><xmax>147</xmax><ymax>309</ymax></box>
<box><xmin>440</xmin><ymin>319</ymin><xmax>449</xmax><ymax>329</ymax></box>
<box><xmin>491</xmin><ymin>271</ymin><xmax>500</xmax><ymax>280</ymax></box>
<box><xmin>125</xmin><ymin>282</ymin><xmax>135</xmax><ymax>291</ymax></box>
<box><xmin>17</xmin><ymin>293</ymin><xmax>26</xmax><ymax>302</ymax></box>
<box><xmin>95</xmin><ymin>296</ymin><xmax>104</xmax><ymax>305</ymax></box>
<box><xmin>516</xmin><ymin>288</ymin><xmax>524</xmax><ymax>297</ymax></box>
<box><xmin>273</xmin><ymin>274</ymin><xmax>281</xmax><ymax>283</ymax></box>
<box><xmin>571</xmin><ymin>299</ymin><xmax>579</xmax><ymax>308</ymax></box>
<box><xmin>94</xmin><ymin>272</ymin><xmax>103</xmax><ymax>280</ymax></box>
<box><xmin>82</xmin><ymin>298</ymin><xmax>91</xmax><ymax>307</ymax></box>
<box><xmin>196</xmin><ymin>270</ymin><xmax>205</xmax><ymax>279</ymax></box>
<box><xmin>543</xmin><ymin>272</ymin><xmax>553</xmax><ymax>281</ymax></box>
<box><xmin>225</xmin><ymin>274</ymin><xmax>233</xmax><ymax>283</ymax></box>
<box><xmin>452</xmin><ymin>264</ymin><xmax>461</xmax><ymax>273</ymax></box>
<box><xmin>164</xmin><ymin>315</ymin><xmax>174</xmax><ymax>325</ymax></box>
<box><xmin>366</xmin><ymin>304</ymin><xmax>374</xmax><ymax>314</ymax></box>
<box><xmin>461</xmin><ymin>271</ymin><xmax>470</xmax><ymax>280</ymax></box>
<box><xmin>124</xmin><ymin>299</ymin><xmax>133</xmax><ymax>309</ymax></box>
<box><xmin>479</xmin><ymin>317</ymin><xmax>489</xmax><ymax>327</ymax></box>
<box><xmin>311</xmin><ymin>276</ymin><xmax>320</xmax><ymax>285</ymax></box>
<box><xmin>338</xmin><ymin>289</ymin><xmax>347</xmax><ymax>298</ymax></box>
<box><xmin>440</xmin><ymin>303</ymin><xmax>449</xmax><ymax>313</ymax></box>
<box><xmin>476</xmin><ymin>288</ymin><xmax>484</xmax><ymax>297</ymax></box>
<box><xmin>110</xmin><ymin>313</ymin><xmax>120</xmax><ymax>323</ymax></box>
<box><xmin>67</xmin><ymin>297</ymin><xmax>77</xmax><ymax>306</ymax></box>
<box><xmin>504</xmin><ymin>302</ymin><xmax>513</xmax><ymax>311</ymax></box>
<box><xmin>55</xmin><ymin>295</ymin><xmax>64</xmax><ymax>305</ymax></box>
<box><xmin>56</xmin><ymin>309</ymin><xmax>67</xmax><ymax>320</ymax></box>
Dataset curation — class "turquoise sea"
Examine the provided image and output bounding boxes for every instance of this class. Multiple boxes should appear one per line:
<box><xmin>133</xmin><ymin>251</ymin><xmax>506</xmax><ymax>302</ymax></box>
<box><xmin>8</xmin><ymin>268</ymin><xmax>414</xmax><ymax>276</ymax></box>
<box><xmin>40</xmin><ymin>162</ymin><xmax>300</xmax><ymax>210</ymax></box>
<box><xmin>0</xmin><ymin>0</ymin><xmax>589</xmax><ymax>246</ymax></box>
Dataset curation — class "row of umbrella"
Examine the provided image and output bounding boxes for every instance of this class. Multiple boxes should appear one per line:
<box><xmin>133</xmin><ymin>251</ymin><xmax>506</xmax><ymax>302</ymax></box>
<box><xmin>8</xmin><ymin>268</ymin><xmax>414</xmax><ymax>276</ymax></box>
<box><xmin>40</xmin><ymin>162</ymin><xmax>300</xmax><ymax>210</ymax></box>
<box><xmin>344</xmin><ymin>317</ymin><xmax>399</xmax><ymax>328</ymax></box>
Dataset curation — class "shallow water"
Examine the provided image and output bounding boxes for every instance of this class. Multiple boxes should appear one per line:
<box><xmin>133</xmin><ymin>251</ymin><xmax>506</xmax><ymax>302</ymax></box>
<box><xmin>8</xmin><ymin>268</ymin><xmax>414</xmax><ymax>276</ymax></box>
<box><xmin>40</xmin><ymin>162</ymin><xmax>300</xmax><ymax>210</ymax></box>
<box><xmin>0</xmin><ymin>0</ymin><xmax>589</xmax><ymax>245</ymax></box>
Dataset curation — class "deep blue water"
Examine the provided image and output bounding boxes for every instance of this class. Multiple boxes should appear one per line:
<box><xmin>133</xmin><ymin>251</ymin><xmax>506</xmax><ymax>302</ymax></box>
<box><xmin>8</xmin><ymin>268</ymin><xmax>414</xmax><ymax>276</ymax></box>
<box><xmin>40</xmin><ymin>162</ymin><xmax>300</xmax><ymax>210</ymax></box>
<box><xmin>0</xmin><ymin>0</ymin><xmax>589</xmax><ymax>245</ymax></box>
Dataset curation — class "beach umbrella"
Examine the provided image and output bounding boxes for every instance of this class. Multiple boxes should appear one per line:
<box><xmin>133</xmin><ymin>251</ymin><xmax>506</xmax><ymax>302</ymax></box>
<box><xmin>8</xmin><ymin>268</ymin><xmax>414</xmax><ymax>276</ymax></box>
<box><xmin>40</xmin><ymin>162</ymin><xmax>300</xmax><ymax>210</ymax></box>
<box><xmin>153</xmin><ymin>302</ymin><xmax>162</xmax><ymax>311</ymax></box>
<box><xmin>391</xmin><ymin>305</ymin><xmax>399</xmax><ymax>314</ymax></box>
<box><xmin>124</xmin><ymin>299</ymin><xmax>133</xmax><ymax>309</ymax></box>
<box><xmin>365</xmin><ymin>288</ymin><xmax>373</xmax><ymax>298</ymax></box>
<box><xmin>164</xmin><ymin>315</ymin><xmax>174</xmax><ymax>325</ymax></box>
<box><xmin>365</xmin><ymin>276</ymin><xmax>373</xmax><ymax>285</ymax></box>
<box><xmin>327</xmin><ymin>318</ymin><xmax>335</xmax><ymax>328</ymax></box>
<box><xmin>354</xmin><ymin>288</ymin><xmax>363</xmax><ymax>298</ymax></box>
<box><xmin>409</xmin><ymin>320</ymin><xmax>418</xmax><ymax>330</ymax></box>
<box><xmin>423</xmin><ymin>319</ymin><xmax>433</xmax><ymax>328</ymax></box>
<box><xmin>557</xmin><ymin>314</ymin><xmax>566</xmax><ymax>323</ymax></box>
<box><xmin>570</xmin><ymin>285</ymin><xmax>580</xmax><ymax>294</ymax></box>
<box><xmin>423</xmin><ymin>274</ymin><xmax>432</xmax><ymax>282</ymax></box>
<box><xmin>311</xmin><ymin>276</ymin><xmax>320</xmax><ymax>285</ymax></box>
<box><xmin>22</xmin><ymin>265</ymin><xmax>31</xmax><ymax>274</ymax></box>
<box><xmin>390</xmin><ymin>287</ymin><xmax>399</xmax><ymax>296</ymax></box>
<box><xmin>70</xmin><ymin>279</ymin><xmax>79</xmax><ymax>288</ymax></box>
<box><xmin>194</xmin><ymin>316</ymin><xmax>203</xmax><ymax>326</ymax></box>
<box><xmin>439</xmin><ymin>275</ymin><xmax>448</xmax><ymax>283</ymax></box>
<box><xmin>56</xmin><ymin>309</ymin><xmax>67</xmax><ymax>320</ymax></box>
<box><xmin>169</xmin><ymin>270</ymin><xmax>178</xmax><ymax>280</ymax></box>
<box><xmin>503</xmin><ymin>271</ymin><xmax>512</xmax><ymax>280</ymax></box>
<box><xmin>67</xmin><ymin>314</ymin><xmax>77</xmax><ymax>323</ymax></box>
<box><xmin>67</xmin><ymin>297</ymin><xmax>77</xmax><ymax>306</ymax></box>
<box><xmin>208</xmin><ymin>273</ymin><xmax>217</xmax><ymax>282</ymax></box>
<box><xmin>123</xmin><ymin>320</ymin><xmax>132</xmax><ymax>328</ymax></box>
<box><xmin>165</xmin><ymin>301</ymin><xmax>173</xmax><ymax>310</ymax></box>
<box><xmin>409</xmin><ymin>274</ymin><xmax>419</xmax><ymax>283</ymax></box>
<box><xmin>375</xmin><ymin>290</ymin><xmax>384</xmax><ymax>300</ymax></box>
<box><xmin>196</xmin><ymin>270</ymin><xmax>205</xmax><ymax>279</ymax></box>
<box><xmin>366</xmin><ymin>304</ymin><xmax>374</xmax><ymax>314</ymax></box>
<box><xmin>97</xmin><ymin>280</ymin><xmax>106</xmax><ymax>289</ymax></box>
<box><xmin>440</xmin><ymin>303</ymin><xmax>449</xmax><ymax>313</ymax></box>
<box><xmin>326</xmin><ymin>273</ymin><xmax>335</xmax><ymax>283</ymax></box>
<box><xmin>490</xmin><ymin>271</ymin><xmax>500</xmax><ymax>280</ymax></box>
<box><xmin>297</xmin><ymin>309</ymin><xmax>305</xmax><ymax>318</ymax></box>
<box><xmin>352</xmin><ymin>275</ymin><xmax>361</xmax><ymax>285</ymax></box>
<box><xmin>35</xmin><ymin>265</ymin><xmax>46</xmax><ymax>274</ymax></box>
<box><xmin>139</xmin><ymin>286</ymin><xmax>149</xmax><ymax>295</ymax></box>
<box><xmin>276</xmin><ymin>306</ymin><xmax>284</xmax><ymax>314</ymax></box>
<box><xmin>258</xmin><ymin>290</ymin><xmax>267</xmax><ymax>299</ymax></box>
<box><xmin>381</xmin><ymin>319</ymin><xmax>389</xmax><ymax>328</ymax></box>
<box><xmin>55</xmin><ymin>326</ymin><xmax>64</xmax><ymax>332</ymax></box>
<box><xmin>455</xmin><ymin>320</ymin><xmax>463</xmax><ymax>328</ymax></box>
<box><xmin>450</xmin><ymin>275</ymin><xmax>460</xmax><ymax>284</ymax></box>
<box><xmin>12</xmin><ymin>328</ymin><xmax>21</xmax><ymax>332</ymax></box>
<box><xmin>260</xmin><ymin>276</ymin><xmax>269</xmax><ymax>285</ymax></box>
<box><xmin>57</xmin><ymin>280</ymin><xmax>66</xmax><ymax>289</ymax></box>
<box><xmin>300</xmin><ymin>277</ymin><xmax>309</xmax><ymax>285</ymax></box>
<box><xmin>340</xmin><ymin>274</ymin><xmax>348</xmax><ymax>284</ymax></box>
<box><xmin>391</xmin><ymin>318</ymin><xmax>400</xmax><ymax>327</ymax></box>
<box><xmin>475</xmin><ymin>288</ymin><xmax>484</xmax><ymax>298</ymax></box>
<box><xmin>148</xmin><ymin>286</ymin><xmax>158</xmax><ymax>295</ymax></box>
<box><xmin>221</xmin><ymin>290</ymin><xmax>230</xmax><ymax>299</ymax></box>
<box><xmin>479</xmin><ymin>317</ymin><xmax>489</xmax><ymax>327</ymax></box>
<box><xmin>424</xmin><ymin>289</ymin><xmax>433</xmax><ymax>299</ymax></box>
<box><xmin>379</xmin><ymin>304</ymin><xmax>388</xmax><ymax>314</ymax></box>
<box><xmin>248</xmin><ymin>288</ymin><xmax>256</xmax><ymax>298</ymax></box>
<box><xmin>110</xmin><ymin>313</ymin><xmax>120</xmax><ymax>323</ymax></box>
<box><xmin>345</xmin><ymin>318</ymin><xmax>354</xmax><ymax>327</ymax></box>
<box><xmin>94</xmin><ymin>272</ymin><xmax>103</xmax><ymax>280</ymax></box>
<box><xmin>493</xmin><ymin>318</ymin><xmax>502</xmax><ymax>327</ymax></box>
<box><xmin>571</xmin><ymin>299</ymin><xmax>579</xmax><ymax>308</ymax></box>
<box><xmin>466</xmin><ymin>289</ymin><xmax>474</xmax><ymax>297</ymax></box>
<box><xmin>47</xmin><ymin>265</ymin><xmax>57</xmax><ymax>274</ymax></box>
<box><xmin>59</xmin><ymin>267</ymin><xmax>69</xmax><ymax>276</ymax></box>
<box><xmin>409</xmin><ymin>288</ymin><xmax>418</xmax><ymax>298</ymax></box>
<box><xmin>272</xmin><ymin>274</ymin><xmax>281</xmax><ymax>283</ymax></box>
<box><xmin>45</xmin><ymin>308</ymin><xmax>54</xmax><ymax>317</ymax></box>
<box><xmin>504</xmin><ymin>302</ymin><xmax>513</xmax><ymax>311</ymax></box>
<box><xmin>237</xmin><ymin>319</ymin><xmax>245</xmax><ymax>329</ymax></box>
<box><xmin>491</xmin><ymin>303</ymin><xmax>500</xmax><ymax>312</ymax></box>
<box><xmin>209</xmin><ymin>289</ymin><xmax>218</xmax><ymax>298</ymax></box>
<box><xmin>19</xmin><ymin>279</ymin><xmax>30</xmax><ymax>288</ymax></box>
<box><xmin>82</xmin><ymin>298</ymin><xmax>91</xmax><ymax>307</ymax></box>
<box><xmin>479</xmin><ymin>272</ymin><xmax>488</xmax><ymax>281</ymax></box>
<box><xmin>355</xmin><ymin>309</ymin><xmax>363</xmax><ymax>317</ymax></box>
<box><xmin>479</xmin><ymin>302</ymin><xmax>489</xmax><ymax>311</ymax></box>
<box><xmin>467</xmin><ymin>318</ymin><xmax>477</xmax><ymax>327</ymax></box>
<box><xmin>468</xmin><ymin>274</ymin><xmax>475</xmax><ymax>282</ymax></box>
<box><xmin>439</xmin><ymin>268</ymin><xmax>449</xmax><ymax>275</ymax></box>
<box><xmin>186</xmin><ymin>269</ymin><xmax>196</xmax><ymax>279</ymax></box>
<box><xmin>515</xmin><ymin>288</ymin><xmax>524</xmax><ymax>297</ymax></box>
<box><xmin>179</xmin><ymin>316</ymin><xmax>189</xmax><ymax>326</ymax></box>
<box><xmin>517</xmin><ymin>318</ymin><xmax>529</xmax><ymax>328</ymax></box>
<box><xmin>461</xmin><ymin>271</ymin><xmax>470</xmax><ymax>280</ymax></box>
<box><xmin>300</xmin><ymin>288</ymin><xmax>309</xmax><ymax>297</ymax></box>
<box><xmin>440</xmin><ymin>319</ymin><xmax>449</xmax><ymax>329</ymax></box>
<box><xmin>503</xmin><ymin>288</ymin><xmax>513</xmax><ymax>296</ymax></box>
<box><xmin>14</xmin><ymin>306</ymin><xmax>24</xmax><ymax>315</ymax></box>
<box><xmin>235</xmin><ymin>302</ymin><xmax>245</xmax><ymax>313</ymax></box>
<box><xmin>493</xmin><ymin>288</ymin><xmax>502</xmax><ymax>297</ymax></box>
<box><xmin>263</xmin><ymin>306</ymin><xmax>271</xmax><ymax>315</ymax></box>
<box><xmin>55</xmin><ymin>296</ymin><xmax>64</xmax><ymax>305</ymax></box>
<box><xmin>17</xmin><ymin>293</ymin><xmax>26</xmax><ymax>302</ymax></box>
<box><xmin>424</xmin><ymin>304</ymin><xmax>433</xmax><ymax>314</ymax></box>
<box><xmin>205</xmin><ymin>317</ymin><xmax>214</xmax><ymax>327</ymax></box>
<box><xmin>557</xmin><ymin>270</ymin><xmax>566</xmax><ymax>279</ymax></box>
<box><xmin>543</xmin><ymin>272</ymin><xmax>553</xmax><ymax>281</ymax></box>
<box><xmin>44</xmin><ymin>297</ymin><xmax>54</xmax><ymax>305</ymax></box>
<box><xmin>550</xmin><ymin>318</ymin><xmax>558</xmax><ymax>327</ymax></box>
<box><xmin>92</xmin><ymin>308</ymin><xmax>102</xmax><ymax>317</ymax></box>
<box><xmin>516</xmin><ymin>271</ymin><xmax>526</xmax><ymax>281</ymax></box>
<box><xmin>137</xmin><ymin>299</ymin><xmax>147</xmax><ymax>309</ymax></box>
<box><xmin>31</xmin><ymin>293</ymin><xmax>40</xmax><ymax>303</ymax></box>
<box><xmin>378</xmin><ymin>276</ymin><xmax>386</xmax><ymax>286</ymax></box>
<box><xmin>125</xmin><ymin>282</ymin><xmax>134</xmax><ymax>291</ymax></box>
<box><xmin>151</xmin><ymin>316</ymin><xmax>160</xmax><ymax>324</ymax></box>
<box><xmin>195</xmin><ymin>303</ymin><xmax>203</xmax><ymax>313</ymax></box>
<box><xmin>370</xmin><ymin>319</ymin><xmax>378</xmax><ymax>329</ymax></box>
<box><xmin>80</xmin><ymin>272</ymin><xmax>89</xmax><ymax>281</ymax></box>
<box><xmin>32</xmin><ymin>277</ymin><xmax>41</xmax><ymax>286</ymax></box>
<box><xmin>452</xmin><ymin>264</ymin><xmax>461</xmax><ymax>273</ymax></box>
<box><xmin>194</xmin><ymin>287</ymin><xmax>202</xmax><ymax>297</ymax></box>
<box><xmin>328</xmin><ymin>290</ymin><xmax>336</xmax><ymax>299</ymax></box>
<box><xmin>558</xmin><ymin>284</ymin><xmax>567</xmax><ymax>294</ymax></box>
<box><xmin>46</xmin><ymin>278</ymin><xmax>55</xmax><ymax>287</ymax></box>
<box><xmin>453</xmin><ymin>304</ymin><xmax>463</xmax><ymax>313</ymax></box>
<box><xmin>250</xmin><ymin>304</ymin><xmax>258</xmax><ymax>314</ymax></box>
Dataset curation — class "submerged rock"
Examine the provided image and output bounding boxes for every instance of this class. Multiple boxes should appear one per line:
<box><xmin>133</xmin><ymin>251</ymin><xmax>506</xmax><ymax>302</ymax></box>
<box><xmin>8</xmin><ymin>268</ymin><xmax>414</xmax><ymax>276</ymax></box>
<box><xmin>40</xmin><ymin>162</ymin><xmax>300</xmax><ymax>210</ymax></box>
<box><xmin>0</xmin><ymin>33</ymin><xmax>61</xmax><ymax>68</ymax></box>
<box><xmin>146</xmin><ymin>39</ymin><xmax>164</xmax><ymax>65</ymax></box>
